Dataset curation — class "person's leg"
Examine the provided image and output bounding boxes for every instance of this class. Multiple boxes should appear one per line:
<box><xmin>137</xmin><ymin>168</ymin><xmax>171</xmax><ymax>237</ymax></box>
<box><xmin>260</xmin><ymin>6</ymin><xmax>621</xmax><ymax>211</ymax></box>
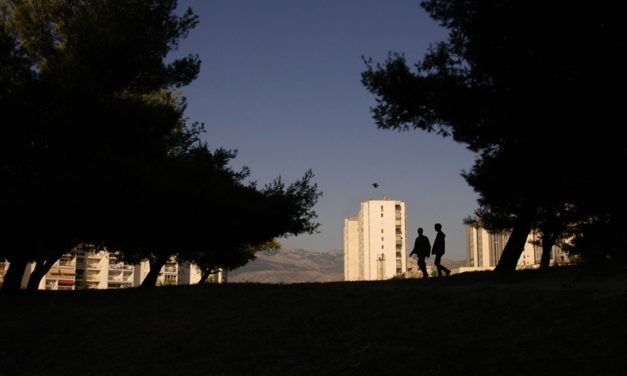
<box><xmin>418</xmin><ymin>257</ymin><xmax>428</xmax><ymax>279</ymax></box>
<box><xmin>442</xmin><ymin>264</ymin><xmax>451</xmax><ymax>276</ymax></box>
<box><xmin>435</xmin><ymin>254</ymin><xmax>451</xmax><ymax>276</ymax></box>
<box><xmin>434</xmin><ymin>254</ymin><xmax>443</xmax><ymax>276</ymax></box>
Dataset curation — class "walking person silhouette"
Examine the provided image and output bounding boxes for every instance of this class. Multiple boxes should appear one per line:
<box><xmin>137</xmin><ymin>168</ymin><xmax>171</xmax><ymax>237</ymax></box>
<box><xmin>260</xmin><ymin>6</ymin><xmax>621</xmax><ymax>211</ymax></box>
<box><xmin>432</xmin><ymin>223</ymin><xmax>451</xmax><ymax>277</ymax></box>
<box><xmin>409</xmin><ymin>227</ymin><xmax>430</xmax><ymax>279</ymax></box>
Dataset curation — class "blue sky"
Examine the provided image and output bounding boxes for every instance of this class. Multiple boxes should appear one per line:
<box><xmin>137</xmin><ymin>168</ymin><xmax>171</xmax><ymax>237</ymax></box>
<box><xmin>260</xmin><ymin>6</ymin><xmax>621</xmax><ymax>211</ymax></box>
<box><xmin>174</xmin><ymin>0</ymin><xmax>479</xmax><ymax>260</ymax></box>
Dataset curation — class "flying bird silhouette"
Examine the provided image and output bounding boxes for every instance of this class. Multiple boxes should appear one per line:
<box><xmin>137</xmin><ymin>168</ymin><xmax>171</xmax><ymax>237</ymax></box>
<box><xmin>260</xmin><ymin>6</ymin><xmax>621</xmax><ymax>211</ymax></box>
<box><xmin>372</xmin><ymin>183</ymin><xmax>379</xmax><ymax>188</ymax></box>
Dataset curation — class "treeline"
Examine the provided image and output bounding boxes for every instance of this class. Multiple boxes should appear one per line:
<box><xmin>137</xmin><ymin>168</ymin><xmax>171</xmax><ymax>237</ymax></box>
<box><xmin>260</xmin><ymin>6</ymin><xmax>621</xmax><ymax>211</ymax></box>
<box><xmin>0</xmin><ymin>0</ymin><xmax>321</xmax><ymax>291</ymax></box>
<box><xmin>362</xmin><ymin>0</ymin><xmax>627</xmax><ymax>270</ymax></box>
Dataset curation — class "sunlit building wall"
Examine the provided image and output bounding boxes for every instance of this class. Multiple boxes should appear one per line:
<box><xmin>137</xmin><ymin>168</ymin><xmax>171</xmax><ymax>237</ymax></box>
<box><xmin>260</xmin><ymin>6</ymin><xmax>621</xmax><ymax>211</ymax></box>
<box><xmin>134</xmin><ymin>257</ymin><xmax>179</xmax><ymax>286</ymax></box>
<box><xmin>178</xmin><ymin>262</ymin><xmax>203</xmax><ymax>284</ymax></box>
<box><xmin>44</xmin><ymin>254</ymin><xmax>77</xmax><ymax>290</ymax></box>
<box><xmin>76</xmin><ymin>249</ymin><xmax>109</xmax><ymax>289</ymax></box>
<box><xmin>1</xmin><ymin>261</ymin><xmax>35</xmax><ymax>289</ymax></box>
<box><xmin>344</xmin><ymin>196</ymin><xmax>408</xmax><ymax>281</ymax></box>
<box><xmin>3</xmin><ymin>252</ymin><xmax>217</xmax><ymax>289</ymax></box>
<box><xmin>343</xmin><ymin>216</ymin><xmax>360</xmax><ymax>281</ymax></box>
<box><xmin>465</xmin><ymin>226</ymin><xmax>570</xmax><ymax>269</ymax></box>
<box><xmin>106</xmin><ymin>254</ymin><xmax>135</xmax><ymax>289</ymax></box>
<box><xmin>0</xmin><ymin>260</ymin><xmax>7</xmax><ymax>286</ymax></box>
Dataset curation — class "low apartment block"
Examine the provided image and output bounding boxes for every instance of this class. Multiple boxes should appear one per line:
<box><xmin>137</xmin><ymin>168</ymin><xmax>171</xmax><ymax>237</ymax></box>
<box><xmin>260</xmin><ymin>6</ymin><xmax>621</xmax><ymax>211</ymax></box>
<box><xmin>1</xmin><ymin>250</ymin><xmax>209</xmax><ymax>290</ymax></box>
<box><xmin>463</xmin><ymin>225</ymin><xmax>570</xmax><ymax>272</ymax></box>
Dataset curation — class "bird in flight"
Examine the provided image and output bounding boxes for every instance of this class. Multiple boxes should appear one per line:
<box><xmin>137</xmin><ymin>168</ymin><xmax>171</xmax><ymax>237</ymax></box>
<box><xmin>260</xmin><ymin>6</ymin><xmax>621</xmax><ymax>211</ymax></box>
<box><xmin>372</xmin><ymin>183</ymin><xmax>379</xmax><ymax>188</ymax></box>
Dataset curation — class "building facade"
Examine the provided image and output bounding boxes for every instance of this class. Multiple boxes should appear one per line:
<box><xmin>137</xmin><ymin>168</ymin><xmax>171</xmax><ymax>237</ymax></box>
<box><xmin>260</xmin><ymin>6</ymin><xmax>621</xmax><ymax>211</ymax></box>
<box><xmin>343</xmin><ymin>216</ymin><xmax>360</xmax><ymax>281</ymax></box>
<box><xmin>0</xmin><ymin>260</ymin><xmax>7</xmax><ymax>286</ymax></box>
<box><xmin>465</xmin><ymin>225</ymin><xmax>570</xmax><ymax>271</ymax></box>
<box><xmin>1</xmin><ymin>250</ymin><xmax>209</xmax><ymax>290</ymax></box>
<box><xmin>344</xmin><ymin>196</ymin><xmax>408</xmax><ymax>281</ymax></box>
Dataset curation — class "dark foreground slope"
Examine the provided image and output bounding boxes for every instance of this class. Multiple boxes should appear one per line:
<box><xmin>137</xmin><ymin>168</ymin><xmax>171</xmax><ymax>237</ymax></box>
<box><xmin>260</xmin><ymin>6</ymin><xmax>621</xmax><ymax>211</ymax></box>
<box><xmin>1</xmin><ymin>265</ymin><xmax>626</xmax><ymax>376</ymax></box>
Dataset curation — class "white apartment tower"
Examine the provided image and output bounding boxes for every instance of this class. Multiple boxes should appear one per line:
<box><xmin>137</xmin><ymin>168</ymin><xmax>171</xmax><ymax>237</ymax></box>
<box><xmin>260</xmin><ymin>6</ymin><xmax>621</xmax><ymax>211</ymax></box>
<box><xmin>344</xmin><ymin>196</ymin><xmax>408</xmax><ymax>281</ymax></box>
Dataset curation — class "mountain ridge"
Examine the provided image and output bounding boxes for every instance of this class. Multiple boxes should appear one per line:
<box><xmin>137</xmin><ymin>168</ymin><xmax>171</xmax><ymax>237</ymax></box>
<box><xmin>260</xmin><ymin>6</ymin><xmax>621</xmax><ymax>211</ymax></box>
<box><xmin>229</xmin><ymin>248</ymin><xmax>466</xmax><ymax>283</ymax></box>
<box><xmin>229</xmin><ymin>248</ymin><xmax>344</xmax><ymax>283</ymax></box>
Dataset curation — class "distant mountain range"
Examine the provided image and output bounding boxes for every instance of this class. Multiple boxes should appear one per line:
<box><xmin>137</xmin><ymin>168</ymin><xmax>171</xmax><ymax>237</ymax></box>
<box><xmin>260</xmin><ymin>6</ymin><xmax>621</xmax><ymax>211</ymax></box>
<box><xmin>229</xmin><ymin>249</ymin><xmax>466</xmax><ymax>283</ymax></box>
<box><xmin>229</xmin><ymin>249</ymin><xmax>344</xmax><ymax>283</ymax></box>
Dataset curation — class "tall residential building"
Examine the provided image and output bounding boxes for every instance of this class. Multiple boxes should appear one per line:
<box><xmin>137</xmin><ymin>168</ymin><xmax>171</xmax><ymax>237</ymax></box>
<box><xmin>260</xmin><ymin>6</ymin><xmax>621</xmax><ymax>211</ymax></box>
<box><xmin>344</xmin><ymin>196</ymin><xmax>408</xmax><ymax>281</ymax></box>
<box><xmin>106</xmin><ymin>254</ymin><xmax>135</xmax><ymax>289</ymax></box>
<box><xmin>465</xmin><ymin>225</ymin><xmax>570</xmax><ymax>270</ymax></box>
<box><xmin>71</xmin><ymin>248</ymin><xmax>136</xmax><ymax>289</ymax></box>
<box><xmin>133</xmin><ymin>257</ymin><xmax>179</xmax><ymax>287</ymax></box>
<box><xmin>75</xmin><ymin>249</ymin><xmax>109</xmax><ymax>289</ymax></box>
<box><xmin>44</xmin><ymin>253</ymin><xmax>77</xmax><ymax>290</ymax></box>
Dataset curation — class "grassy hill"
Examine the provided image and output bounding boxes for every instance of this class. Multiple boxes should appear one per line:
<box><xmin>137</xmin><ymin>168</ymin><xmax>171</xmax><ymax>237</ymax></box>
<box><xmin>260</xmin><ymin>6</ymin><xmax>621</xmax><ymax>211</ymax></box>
<box><xmin>1</xmin><ymin>264</ymin><xmax>626</xmax><ymax>376</ymax></box>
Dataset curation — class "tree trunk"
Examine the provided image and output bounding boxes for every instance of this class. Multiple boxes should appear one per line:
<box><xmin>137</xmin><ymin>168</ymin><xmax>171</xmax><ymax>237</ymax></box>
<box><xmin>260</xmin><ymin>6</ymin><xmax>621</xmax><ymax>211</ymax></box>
<box><xmin>26</xmin><ymin>254</ymin><xmax>61</xmax><ymax>291</ymax></box>
<box><xmin>1</xmin><ymin>257</ymin><xmax>28</xmax><ymax>292</ymax></box>
<box><xmin>495</xmin><ymin>210</ymin><xmax>534</xmax><ymax>273</ymax></box>
<box><xmin>540</xmin><ymin>233</ymin><xmax>556</xmax><ymax>269</ymax></box>
<box><xmin>197</xmin><ymin>268</ymin><xmax>213</xmax><ymax>285</ymax></box>
<box><xmin>140</xmin><ymin>254</ymin><xmax>170</xmax><ymax>288</ymax></box>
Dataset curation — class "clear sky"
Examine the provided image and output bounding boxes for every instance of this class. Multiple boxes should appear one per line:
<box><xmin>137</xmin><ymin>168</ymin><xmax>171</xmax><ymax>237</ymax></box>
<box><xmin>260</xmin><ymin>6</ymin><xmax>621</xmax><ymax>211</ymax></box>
<box><xmin>174</xmin><ymin>0</ymin><xmax>479</xmax><ymax>261</ymax></box>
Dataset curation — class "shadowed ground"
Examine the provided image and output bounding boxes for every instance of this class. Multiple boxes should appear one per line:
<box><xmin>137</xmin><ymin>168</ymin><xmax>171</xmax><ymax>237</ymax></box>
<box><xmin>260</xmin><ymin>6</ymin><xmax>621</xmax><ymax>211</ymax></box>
<box><xmin>1</xmin><ymin>265</ymin><xmax>626</xmax><ymax>376</ymax></box>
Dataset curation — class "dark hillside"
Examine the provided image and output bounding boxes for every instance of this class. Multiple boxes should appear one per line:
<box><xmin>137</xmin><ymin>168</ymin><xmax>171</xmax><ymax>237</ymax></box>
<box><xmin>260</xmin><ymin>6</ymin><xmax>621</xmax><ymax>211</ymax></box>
<box><xmin>1</xmin><ymin>264</ymin><xmax>626</xmax><ymax>376</ymax></box>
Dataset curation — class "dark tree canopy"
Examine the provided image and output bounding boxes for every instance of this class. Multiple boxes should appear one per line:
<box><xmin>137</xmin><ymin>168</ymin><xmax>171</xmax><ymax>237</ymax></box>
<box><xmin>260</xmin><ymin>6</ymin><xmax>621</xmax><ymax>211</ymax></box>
<box><xmin>1</xmin><ymin>0</ymin><xmax>322</xmax><ymax>290</ymax></box>
<box><xmin>362</xmin><ymin>0</ymin><xmax>627</xmax><ymax>270</ymax></box>
<box><xmin>108</xmin><ymin>145</ymin><xmax>321</xmax><ymax>288</ymax></box>
<box><xmin>0</xmin><ymin>0</ymin><xmax>202</xmax><ymax>290</ymax></box>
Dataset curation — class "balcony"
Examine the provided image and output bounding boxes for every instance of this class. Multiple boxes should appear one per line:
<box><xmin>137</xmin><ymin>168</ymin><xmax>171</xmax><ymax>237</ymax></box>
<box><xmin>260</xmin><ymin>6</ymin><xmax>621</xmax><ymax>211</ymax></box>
<box><xmin>109</xmin><ymin>264</ymin><xmax>134</xmax><ymax>270</ymax></box>
<box><xmin>109</xmin><ymin>283</ymin><xmax>133</xmax><ymax>289</ymax></box>
<box><xmin>87</xmin><ymin>264</ymin><xmax>101</xmax><ymax>269</ymax></box>
<box><xmin>109</xmin><ymin>275</ymin><xmax>133</xmax><ymax>281</ymax></box>
<box><xmin>108</xmin><ymin>263</ymin><xmax>121</xmax><ymax>269</ymax></box>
